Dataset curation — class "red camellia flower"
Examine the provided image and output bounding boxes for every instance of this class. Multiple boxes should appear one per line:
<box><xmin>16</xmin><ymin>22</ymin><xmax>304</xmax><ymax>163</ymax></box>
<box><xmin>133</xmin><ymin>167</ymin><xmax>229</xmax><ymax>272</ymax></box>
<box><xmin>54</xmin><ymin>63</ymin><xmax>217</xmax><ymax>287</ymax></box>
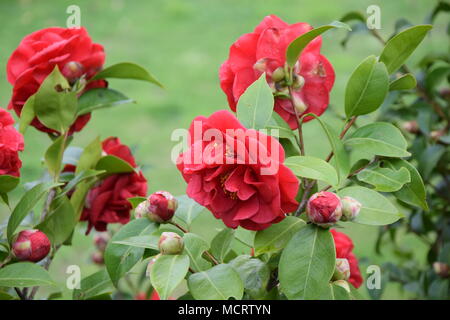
<box><xmin>6</xmin><ymin>27</ymin><xmax>106</xmax><ymax>134</ymax></box>
<box><xmin>81</xmin><ymin>137</ymin><xmax>147</xmax><ymax>234</ymax></box>
<box><xmin>219</xmin><ymin>15</ymin><xmax>335</xmax><ymax>129</ymax></box>
<box><xmin>0</xmin><ymin>108</ymin><xmax>24</xmax><ymax>177</ymax></box>
<box><xmin>331</xmin><ymin>229</ymin><xmax>363</xmax><ymax>288</ymax></box>
<box><xmin>177</xmin><ymin>110</ymin><xmax>299</xmax><ymax>231</ymax></box>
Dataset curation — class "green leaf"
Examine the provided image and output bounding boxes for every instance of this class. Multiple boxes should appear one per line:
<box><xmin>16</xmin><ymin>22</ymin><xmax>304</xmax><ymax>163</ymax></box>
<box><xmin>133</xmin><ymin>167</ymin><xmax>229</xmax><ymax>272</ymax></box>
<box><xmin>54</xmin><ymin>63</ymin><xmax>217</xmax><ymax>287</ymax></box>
<box><xmin>285</xmin><ymin>156</ymin><xmax>339</xmax><ymax>187</ymax></box>
<box><xmin>57</xmin><ymin>169</ymin><xmax>105</xmax><ymax>199</ymax></box>
<box><xmin>340</xmin><ymin>11</ymin><xmax>366</xmax><ymax>23</ymax></box>
<box><xmin>210</xmin><ymin>228</ymin><xmax>235</xmax><ymax>263</ymax></box>
<box><xmin>44</xmin><ymin>135</ymin><xmax>67</xmax><ymax>178</ymax></box>
<box><xmin>344</xmin><ymin>122</ymin><xmax>410</xmax><ymax>158</ymax></box>
<box><xmin>62</xmin><ymin>146</ymin><xmax>83</xmax><ymax>166</ymax></box>
<box><xmin>34</xmin><ymin>66</ymin><xmax>77</xmax><ymax>132</ymax></box>
<box><xmin>77</xmin><ymin>88</ymin><xmax>134</xmax><ymax>116</ymax></box>
<box><xmin>187</xmin><ymin>263</ymin><xmax>244</xmax><ymax>300</ymax></box>
<box><xmin>150</xmin><ymin>254</ymin><xmax>190</xmax><ymax>300</ymax></box>
<box><xmin>173</xmin><ymin>195</ymin><xmax>204</xmax><ymax>229</ymax></box>
<box><xmin>229</xmin><ymin>255</ymin><xmax>270</xmax><ymax>299</ymax></box>
<box><xmin>266</xmin><ymin>112</ymin><xmax>296</xmax><ymax>139</ymax></box>
<box><xmin>183</xmin><ymin>233</ymin><xmax>211</xmax><ymax>272</ymax></box>
<box><xmin>418</xmin><ymin>144</ymin><xmax>445</xmax><ymax>180</ymax></box>
<box><xmin>286</xmin><ymin>21</ymin><xmax>351</xmax><ymax>67</ymax></box>
<box><xmin>385</xmin><ymin>159</ymin><xmax>428</xmax><ymax>211</ymax></box>
<box><xmin>92</xmin><ymin>62</ymin><xmax>163</xmax><ymax>87</ymax></box>
<box><xmin>104</xmin><ymin>219</ymin><xmax>157</xmax><ymax>286</ymax></box>
<box><xmin>357</xmin><ymin>162</ymin><xmax>411</xmax><ymax>192</ymax></box>
<box><xmin>0</xmin><ymin>262</ymin><xmax>55</xmax><ymax>288</ymax></box>
<box><xmin>236</xmin><ymin>73</ymin><xmax>274</xmax><ymax>130</ymax></box>
<box><xmin>0</xmin><ymin>175</ymin><xmax>20</xmax><ymax>194</ymax></box>
<box><xmin>36</xmin><ymin>195</ymin><xmax>76</xmax><ymax>245</ymax></box>
<box><xmin>380</xmin><ymin>25</ymin><xmax>433</xmax><ymax>74</ymax></box>
<box><xmin>18</xmin><ymin>94</ymin><xmax>35</xmax><ymax>134</ymax></box>
<box><xmin>389</xmin><ymin>73</ymin><xmax>417</xmax><ymax>91</ymax></box>
<box><xmin>338</xmin><ymin>186</ymin><xmax>403</xmax><ymax>225</ymax></box>
<box><xmin>7</xmin><ymin>182</ymin><xmax>60</xmax><ymax>242</ymax></box>
<box><xmin>0</xmin><ymin>291</ymin><xmax>16</xmax><ymax>300</ymax></box>
<box><xmin>345</xmin><ymin>55</ymin><xmax>389</xmax><ymax>117</ymax></box>
<box><xmin>76</xmin><ymin>137</ymin><xmax>102</xmax><ymax>174</ymax></box>
<box><xmin>279</xmin><ymin>225</ymin><xmax>336</xmax><ymax>300</ymax></box>
<box><xmin>73</xmin><ymin>269</ymin><xmax>113</xmax><ymax>300</ymax></box>
<box><xmin>112</xmin><ymin>235</ymin><xmax>159</xmax><ymax>250</ymax></box>
<box><xmin>254</xmin><ymin>216</ymin><xmax>306</xmax><ymax>256</ymax></box>
<box><xmin>96</xmin><ymin>155</ymin><xmax>135</xmax><ymax>174</ymax></box>
<box><xmin>319</xmin><ymin>283</ymin><xmax>351</xmax><ymax>300</ymax></box>
<box><xmin>128</xmin><ymin>196</ymin><xmax>147</xmax><ymax>209</ymax></box>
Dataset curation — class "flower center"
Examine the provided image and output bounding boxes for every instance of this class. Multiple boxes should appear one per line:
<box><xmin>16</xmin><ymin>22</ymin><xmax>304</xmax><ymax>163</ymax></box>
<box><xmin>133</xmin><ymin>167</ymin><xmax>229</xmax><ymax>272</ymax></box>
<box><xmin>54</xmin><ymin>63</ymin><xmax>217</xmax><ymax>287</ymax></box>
<box><xmin>220</xmin><ymin>173</ymin><xmax>237</xmax><ymax>200</ymax></box>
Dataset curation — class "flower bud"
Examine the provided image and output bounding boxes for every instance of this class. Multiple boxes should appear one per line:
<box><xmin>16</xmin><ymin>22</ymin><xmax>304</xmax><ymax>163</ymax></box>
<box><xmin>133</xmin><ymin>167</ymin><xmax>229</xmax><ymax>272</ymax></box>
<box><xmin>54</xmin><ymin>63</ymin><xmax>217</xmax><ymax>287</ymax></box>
<box><xmin>333</xmin><ymin>258</ymin><xmax>351</xmax><ymax>281</ymax></box>
<box><xmin>253</xmin><ymin>58</ymin><xmax>268</xmax><ymax>72</ymax></box>
<box><xmin>433</xmin><ymin>262</ymin><xmax>450</xmax><ymax>278</ymax></box>
<box><xmin>158</xmin><ymin>232</ymin><xmax>184</xmax><ymax>255</ymax></box>
<box><xmin>12</xmin><ymin>229</ymin><xmax>51</xmax><ymax>262</ymax></box>
<box><xmin>333</xmin><ymin>279</ymin><xmax>351</xmax><ymax>293</ymax></box>
<box><xmin>341</xmin><ymin>196</ymin><xmax>361</xmax><ymax>221</ymax></box>
<box><xmin>61</xmin><ymin>61</ymin><xmax>84</xmax><ymax>84</ymax></box>
<box><xmin>147</xmin><ymin>191</ymin><xmax>178</xmax><ymax>223</ymax></box>
<box><xmin>292</xmin><ymin>95</ymin><xmax>307</xmax><ymax>114</ymax></box>
<box><xmin>292</xmin><ymin>75</ymin><xmax>305</xmax><ymax>90</ymax></box>
<box><xmin>401</xmin><ymin>121</ymin><xmax>419</xmax><ymax>134</ymax></box>
<box><xmin>91</xmin><ymin>251</ymin><xmax>104</xmax><ymax>265</ymax></box>
<box><xmin>134</xmin><ymin>200</ymin><xmax>149</xmax><ymax>219</ymax></box>
<box><xmin>306</xmin><ymin>191</ymin><xmax>342</xmax><ymax>227</ymax></box>
<box><xmin>93</xmin><ymin>232</ymin><xmax>110</xmax><ymax>252</ymax></box>
<box><xmin>271</xmin><ymin>67</ymin><xmax>285</xmax><ymax>82</ymax></box>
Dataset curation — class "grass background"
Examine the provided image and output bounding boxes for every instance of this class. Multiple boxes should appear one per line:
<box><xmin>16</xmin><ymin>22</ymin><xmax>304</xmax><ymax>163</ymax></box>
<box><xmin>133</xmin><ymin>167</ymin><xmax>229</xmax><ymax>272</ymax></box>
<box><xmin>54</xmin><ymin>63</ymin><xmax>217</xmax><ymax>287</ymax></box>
<box><xmin>0</xmin><ymin>0</ymin><xmax>448</xmax><ymax>299</ymax></box>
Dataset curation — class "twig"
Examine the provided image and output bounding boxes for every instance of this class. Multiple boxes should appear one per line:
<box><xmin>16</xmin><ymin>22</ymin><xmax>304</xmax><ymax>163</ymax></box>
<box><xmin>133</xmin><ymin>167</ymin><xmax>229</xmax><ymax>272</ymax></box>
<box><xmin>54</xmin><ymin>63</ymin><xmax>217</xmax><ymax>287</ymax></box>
<box><xmin>288</xmin><ymin>86</ymin><xmax>305</xmax><ymax>156</ymax></box>
<box><xmin>325</xmin><ymin>116</ymin><xmax>357</xmax><ymax>162</ymax></box>
<box><xmin>14</xmin><ymin>287</ymin><xmax>27</xmax><ymax>300</ymax></box>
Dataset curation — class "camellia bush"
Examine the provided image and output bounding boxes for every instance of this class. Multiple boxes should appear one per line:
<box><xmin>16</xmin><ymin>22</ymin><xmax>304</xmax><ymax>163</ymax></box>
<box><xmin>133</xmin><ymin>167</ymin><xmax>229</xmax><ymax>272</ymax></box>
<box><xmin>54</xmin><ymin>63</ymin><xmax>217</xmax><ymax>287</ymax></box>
<box><xmin>0</xmin><ymin>13</ymin><xmax>435</xmax><ymax>300</ymax></box>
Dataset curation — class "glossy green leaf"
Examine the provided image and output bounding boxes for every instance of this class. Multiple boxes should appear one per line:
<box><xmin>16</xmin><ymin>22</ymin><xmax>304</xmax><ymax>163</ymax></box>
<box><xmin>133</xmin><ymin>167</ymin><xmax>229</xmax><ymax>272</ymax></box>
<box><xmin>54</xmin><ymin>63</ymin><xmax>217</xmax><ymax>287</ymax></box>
<box><xmin>77</xmin><ymin>88</ymin><xmax>134</xmax><ymax>116</ymax></box>
<box><xmin>385</xmin><ymin>159</ymin><xmax>428</xmax><ymax>211</ymax></box>
<box><xmin>229</xmin><ymin>255</ymin><xmax>270</xmax><ymax>299</ymax></box>
<box><xmin>254</xmin><ymin>216</ymin><xmax>306</xmax><ymax>256</ymax></box>
<box><xmin>345</xmin><ymin>122</ymin><xmax>410</xmax><ymax>158</ymax></box>
<box><xmin>96</xmin><ymin>155</ymin><xmax>135</xmax><ymax>174</ymax></box>
<box><xmin>286</xmin><ymin>21</ymin><xmax>351</xmax><ymax>67</ymax></box>
<box><xmin>266</xmin><ymin>112</ymin><xmax>296</xmax><ymax>139</ymax></box>
<box><xmin>75</xmin><ymin>137</ymin><xmax>102</xmax><ymax>175</ymax></box>
<box><xmin>7</xmin><ymin>182</ymin><xmax>60</xmax><ymax>242</ymax></box>
<box><xmin>73</xmin><ymin>269</ymin><xmax>113</xmax><ymax>300</ymax></box>
<box><xmin>150</xmin><ymin>254</ymin><xmax>190</xmax><ymax>300</ymax></box>
<box><xmin>236</xmin><ymin>73</ymin><xmax>274</xmax><ymax>130</ymax></box>
<box><xmin>338</xmin><ymin>186</ymin><xmax>403</xmax><ymax>225</ymax></box>
<box><xmin>279</xmin><ymin>225</ymin><xmax>336</xmax><ymax>300</ymax></box>
<box><xmin>104</xmin><ymin>219</ymin><xmax>157</xmax><ymax>286</ymax></box>
<box><xmin>183</xmin><ymin>233</ymin><xmax>211</xmax><ymax>272</ymax></box>
<box><xmin>389</xmin><ymin>73</ymin><xmax>417</xmax><ymax>91</ymax></box>
<box><xmin>0</xmin><ymin>262</ymin><xmax>55</xmax><ymax>288</ymax></box>
<box><xmin>18</xmin><ymin>95</ymin><xmax>35</xmax><ymax>134</ymax></box>
<box><xmin>0</xmin><ymin>175</ymin><xmax>20</xmax><ymax>194</ymax></box>
<box><xmin>357</xmin><ymin>163</ymin><xmax>411</xmax><ymax>192</ymax></box>
<box><xmin>380</xmin><ymin>25</ymin><xmax>433</xmax><ymax>74</ymax></box>
<box><xmin>44</xmin><ymin>135</ymin><xmax>67</xmax><ymax>178</ymax></box>
<box><xmin>92</xmin><ymin>62</ymin><xmax>163</xmax><ymax>87</ymax></box>
<box><xmin>188</xmin><ymin>263</ymin><xmax>244</xmax><ymax>300</ymax></box>
<box><xmin>210</xmin><ymin>228</ymin><xmax>235</xmax><ymax>263</ymax></box>
<box><xmin>174</xmin><ymin>195</ymin><xmax>204</xmax><ymax>229</ymax></box>
<box><xmin>112</xmin><ymin>235</ymin><xmax>159</xmax><ymax>250</ymax></box>
<box><xmin>345</xmin><ymin>55</ymin><xmax>389</xmax><ymax>117</ymax></box>
<box><xmin>285</xmin><ymin>156</ymin><xmax>339</xmax><ymax>187</ymax></box>
<box><xmin>128</xmin><ymin>196</ymin><xmax>147</xmax><ymax>209</ymax></box>
<box><xmin>57</xmin><ymin>169</ymin><xmax>105</xmax><ymax>199</ymax></box>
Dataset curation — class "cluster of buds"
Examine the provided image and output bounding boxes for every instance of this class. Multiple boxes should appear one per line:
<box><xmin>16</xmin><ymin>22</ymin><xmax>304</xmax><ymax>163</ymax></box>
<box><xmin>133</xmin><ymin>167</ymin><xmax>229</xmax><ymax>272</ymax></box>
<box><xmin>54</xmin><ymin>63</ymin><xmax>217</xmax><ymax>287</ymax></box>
<box><xmin>135</xmin><ymin>191</ymin><xmax>178</xmax><ymax>223</ymax></box>
<box><xmin>12</xmin><ymin>229</ymin><xmax>51</xmax><ymax>262</ymax></box>
<box><xmin>91</xmin><ymin>232</ymin><xmax>110</xmax><ymax>265</ymax></box>
<box><xmin>158</xmin><ymin>232</ymin><xmax>184</xmax><ymax>255</ymax></box>
<box><xmin>306</xmin><ymin>192</ymin><xmax>361</xmax><ymax>227</ymax></box>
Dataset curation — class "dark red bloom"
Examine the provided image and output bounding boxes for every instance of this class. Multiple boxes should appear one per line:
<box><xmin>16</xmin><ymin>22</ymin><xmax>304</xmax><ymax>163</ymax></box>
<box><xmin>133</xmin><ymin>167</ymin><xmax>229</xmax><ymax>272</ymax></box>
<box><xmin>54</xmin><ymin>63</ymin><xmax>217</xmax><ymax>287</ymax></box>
<box><xmin>219</xmin><ymin>15</ymin><xmax>335</xmax><ymax>129</ymax></box>
<box><xmin>81</xmin><ymin>137</ymin><xmax>147</xmax><ymax>234</ymax></box>
<box><xmin>331</xmin><ymin>229</ymin><xmax>363</xmax><ymax>288</ymax></box>
<box><xmin>177</xmin><ymin>110</ymin><xmax>299</xmax><ymax>231</ymax></box>
<box><xmin>7</xmin><ymin>27</ymin><xmax>106</xmax><ymax>134</ymax></box>
<box><xmin>0</xmin><ymin>108</ymin><xmax>24</xmax><ymax>177</ymax></box>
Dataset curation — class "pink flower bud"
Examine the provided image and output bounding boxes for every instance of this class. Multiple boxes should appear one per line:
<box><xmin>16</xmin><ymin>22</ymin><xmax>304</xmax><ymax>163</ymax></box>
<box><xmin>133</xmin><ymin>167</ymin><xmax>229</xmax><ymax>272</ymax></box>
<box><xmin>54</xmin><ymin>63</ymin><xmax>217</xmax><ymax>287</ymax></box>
<box><xmin>341</xmin><ymin>196</ymin><xmax>362</xmax><ymax>221</ymax></box>
<box><xmin>333</xmin><ymin>258</ymin><xmax>351</xmax><ymax>281</ymax></box>
<box><xmin>93</xmin><ymin>232</ymin><xmax>110</xmax><ymax>252</ymax></box>
<box><xmin>147</xmin><ymin>191</ymin><xmax>178</xmax><ymax>223</ymax></box>
<box><xmin>91</xmin><ymin>251</ymin><xmax>104</xmax><ymax>265</ymax></box>
<box><xmin>12</xmin><ymin>229</ymin><xmax>51</xmax><ymax>262</ymax></box>
<box><xmin>158</xmin><ymin>232</ymin><xmax>184</xmax><ymax>255</ymax></box>
<box><xmin>306</xmin><ymin>191</ymin><xmax>342</xmax><ymax>227</ymax></box>
<box><xmin>333</xmin><ymin>279</ymin><xmax>351</xmax><ymax>293</ymax></box>
<box><xmin>433</xmin><ymin>262</ymin><xmax>450</xmax><ymax>278</ymax></box>
<box><xmin>61</xmin><ymin>61</ymin><xmax>84</xmax><ymax>84</ymax></box>
<box><xmin>134</xmin><ymin>200</ymin><xmax>149</xmax><ymax>219</ymax></box>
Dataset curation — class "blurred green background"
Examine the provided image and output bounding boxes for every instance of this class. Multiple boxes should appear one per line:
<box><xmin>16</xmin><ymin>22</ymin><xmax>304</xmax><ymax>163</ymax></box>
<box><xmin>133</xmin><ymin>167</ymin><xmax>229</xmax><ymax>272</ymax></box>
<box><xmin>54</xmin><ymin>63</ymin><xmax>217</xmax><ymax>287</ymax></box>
<box><xmin>0</xmin><ymin>0</ymin><xmax>448</xmax><ymax>299</ymax></box>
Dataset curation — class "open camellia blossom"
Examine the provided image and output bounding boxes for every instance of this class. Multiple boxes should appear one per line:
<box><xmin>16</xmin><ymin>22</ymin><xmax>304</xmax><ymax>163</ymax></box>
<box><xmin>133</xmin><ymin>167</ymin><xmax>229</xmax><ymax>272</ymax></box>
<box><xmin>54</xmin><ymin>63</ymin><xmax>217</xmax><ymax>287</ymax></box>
<box><xmin>81</xmin><ymin>137</ymin><xmax>147</xmax><ymax>234</ymax></box>
<box><xmin>177</xmin><ymin>110</ymin><xmax>299</xmax><ymax>231</ymax></box>
<box><xmin>0</xmin><ymin>108</ymin><xmax>24</xmax><ymax>177</ymax></box>
<box><xmin>331</xmin><ymin>229</ymin><xmax>363</xmax><ymax>288</ymax></box>
<box><xmin>6</xmin><ymin>27</ymin><xmax>106</xmax><ymax>134</ymax></box>
<box><xmin>219</xmin><ymin>15</ymin><xmax>335</xmax><ymax>129</ymax></box>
